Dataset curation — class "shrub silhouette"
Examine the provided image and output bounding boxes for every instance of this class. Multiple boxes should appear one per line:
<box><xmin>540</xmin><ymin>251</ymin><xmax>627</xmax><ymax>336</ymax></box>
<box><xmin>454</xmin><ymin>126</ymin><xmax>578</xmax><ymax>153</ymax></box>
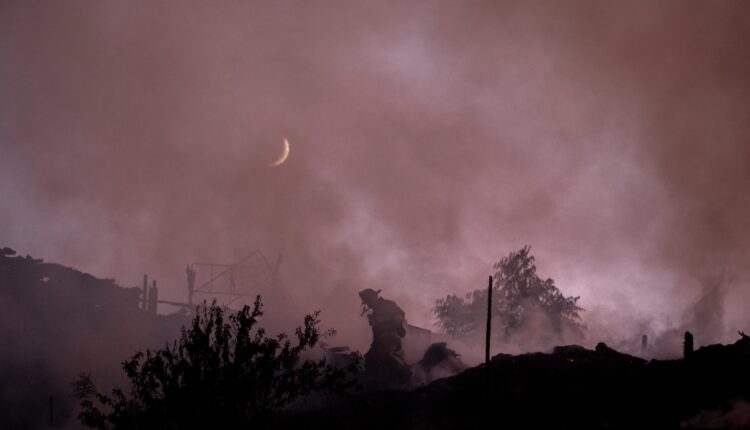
<box><xmin>75</xmin><ymin>297</ymin><xmax>356</xmax><ymax>429</ymax></box>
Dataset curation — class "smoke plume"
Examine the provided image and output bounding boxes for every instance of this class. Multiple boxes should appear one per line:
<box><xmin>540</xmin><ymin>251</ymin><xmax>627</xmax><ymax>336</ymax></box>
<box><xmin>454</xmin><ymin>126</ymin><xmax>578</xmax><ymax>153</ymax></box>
<box><xmin>1</xmin><ymin>0</ymin><xmax>749</xmax><ymax>357</ymax></box>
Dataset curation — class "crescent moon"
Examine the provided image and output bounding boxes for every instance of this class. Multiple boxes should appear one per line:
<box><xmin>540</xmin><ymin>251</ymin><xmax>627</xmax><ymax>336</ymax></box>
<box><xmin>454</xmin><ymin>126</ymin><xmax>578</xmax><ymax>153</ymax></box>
<box><xmin>269</xmin><ymin>138</ymin><xmax>290</xmax><ymax>167</ymax></box>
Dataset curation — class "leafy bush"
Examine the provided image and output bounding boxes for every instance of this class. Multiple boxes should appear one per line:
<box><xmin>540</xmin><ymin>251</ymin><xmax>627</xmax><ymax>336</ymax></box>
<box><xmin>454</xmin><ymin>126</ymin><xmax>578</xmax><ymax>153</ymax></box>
<box><xmin>75</xmin><ymin>297</ymin><xmax>356</xmax><ymax>429</ymax></box>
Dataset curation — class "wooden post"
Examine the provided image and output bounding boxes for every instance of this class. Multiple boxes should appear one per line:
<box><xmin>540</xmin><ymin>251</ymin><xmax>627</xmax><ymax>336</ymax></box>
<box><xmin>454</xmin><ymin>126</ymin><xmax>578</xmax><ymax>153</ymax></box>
<box><xmin>485</xmin><ymin>276</ymin><xmax>492</xmax><ymax>365</ymax></box>
<box><xmin>186</xmin><ymin>265</ymin><xmax>196</xmax><ymax>307</ymax></box>
<box><xmin>485</xmin><ymin>275</ymin><xmax>493</xmax><ymax>426</ymax></box>
<box><xmin>271</xmin><ymin>253</ymin><xmax>283</xmax><ymax>289</ymax></box>
<box><xmin>684</xmin><ymin>331</ymin><xmax>694</xmax><ymax>360</ymax></box>
<box><xmin>148</xmin><ymin>280</ymin><xmax>158</xmax><ymax>315</ymax></box>
<box><xmin>142</xmin><ymin>274</ymin><xmax>148</xmax><ymax>311</ymax></box>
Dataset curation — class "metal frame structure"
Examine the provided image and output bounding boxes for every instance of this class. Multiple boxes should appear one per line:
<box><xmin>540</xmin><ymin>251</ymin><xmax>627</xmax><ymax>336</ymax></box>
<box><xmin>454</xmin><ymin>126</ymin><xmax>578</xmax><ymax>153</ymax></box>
<box><xmin>189</xmin><ymin>251</ymin><xmax>282</xmax><ymax>308</ymax></box>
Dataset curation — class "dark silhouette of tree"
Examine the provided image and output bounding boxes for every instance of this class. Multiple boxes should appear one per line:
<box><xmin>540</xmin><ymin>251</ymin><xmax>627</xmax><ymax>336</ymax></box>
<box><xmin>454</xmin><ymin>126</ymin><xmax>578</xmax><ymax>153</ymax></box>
<box><xmin>433</xmin><ymin>289</ymin><xmax>487</xmax><ymax>337</ymax></box>
<box><xmin>435</xmin><ymin>247</ymin><xmax>584</xmax><ymax>345</ymax></box>
<box><xmin>74</xmin><ymin>297</ymin><xmax>357</xmax><ymax>429</ymax></box>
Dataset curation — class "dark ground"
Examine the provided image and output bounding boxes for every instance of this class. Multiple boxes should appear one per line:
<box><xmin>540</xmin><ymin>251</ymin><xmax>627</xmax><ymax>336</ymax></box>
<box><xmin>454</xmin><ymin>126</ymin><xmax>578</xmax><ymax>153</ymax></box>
<box><xmin>275</xmin><ymin>338</ymin><xmax>750</xmax><ymax>429</ymax></box>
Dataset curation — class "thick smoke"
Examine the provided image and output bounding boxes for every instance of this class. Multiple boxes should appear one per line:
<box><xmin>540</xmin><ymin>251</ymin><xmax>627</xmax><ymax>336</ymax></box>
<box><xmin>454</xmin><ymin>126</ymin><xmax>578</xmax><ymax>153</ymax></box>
<box><xmin>1</xmin><ymin>0</ymin><xmax>749</xmax><ymax>358</ymax></box>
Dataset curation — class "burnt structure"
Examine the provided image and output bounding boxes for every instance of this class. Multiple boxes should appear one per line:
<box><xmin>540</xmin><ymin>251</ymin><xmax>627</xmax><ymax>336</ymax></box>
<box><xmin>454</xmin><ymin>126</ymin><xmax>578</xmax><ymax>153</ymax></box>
<box><xmin>0</xmin><ymin>247</ymin><xmax>187</xmax><ymax>429</ymax></box>
<box><xmin>188</xmin><ymin>251</ymin><xmax>281</xmax><ymax>308</ymax></box>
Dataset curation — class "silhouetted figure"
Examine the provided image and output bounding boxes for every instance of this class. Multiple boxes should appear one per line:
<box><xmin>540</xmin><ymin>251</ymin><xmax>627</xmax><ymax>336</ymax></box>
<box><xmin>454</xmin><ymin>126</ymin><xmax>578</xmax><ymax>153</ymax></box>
<box><xmin>641</xmin><ymin>334</ymin><xmax>648</xmax><ymax>356</ymax></box>
<box><xmin>359</xmin><ymin>288</ymin><xmax>411</xmax><ymax>388</ymax></box>
<box><xmin>186</xmin><ymin>265</ymin><xmax>196</xmax><ymax>307</ymax></box>
<box><xmin>684</xmin><ymin>331</ymin><xmax>694</xmax><ymax>359</ymax></box>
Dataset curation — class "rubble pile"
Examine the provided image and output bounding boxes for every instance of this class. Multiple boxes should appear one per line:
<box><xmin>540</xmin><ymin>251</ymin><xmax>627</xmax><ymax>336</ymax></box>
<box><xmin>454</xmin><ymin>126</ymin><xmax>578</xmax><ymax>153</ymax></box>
<box><xmin>276</xmin><ymin>335</ymin><xmax>750</xmax><ymax>429</ymax></box>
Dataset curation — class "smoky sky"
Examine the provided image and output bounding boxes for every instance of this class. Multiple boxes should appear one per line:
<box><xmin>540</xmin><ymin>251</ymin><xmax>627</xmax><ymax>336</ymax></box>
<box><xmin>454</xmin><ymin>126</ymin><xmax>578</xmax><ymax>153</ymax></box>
<box><xmin>2</xmin><ymin>1</ymin><xmax>749</xmax><ymax>352</ymax></box>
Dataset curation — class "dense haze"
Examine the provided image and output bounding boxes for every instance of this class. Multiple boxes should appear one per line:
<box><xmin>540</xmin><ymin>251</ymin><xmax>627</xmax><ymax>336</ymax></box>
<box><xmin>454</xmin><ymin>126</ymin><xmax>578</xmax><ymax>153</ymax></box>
<box><xmin>2</xmin><ymin>1</ymin><xmax>749</xmax><ymax>356</ymax></box>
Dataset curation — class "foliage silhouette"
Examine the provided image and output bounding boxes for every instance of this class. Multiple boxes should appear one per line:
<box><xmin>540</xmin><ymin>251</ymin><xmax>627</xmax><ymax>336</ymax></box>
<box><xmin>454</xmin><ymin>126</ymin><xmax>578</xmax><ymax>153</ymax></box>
<box><xmin>435</xmin><ymin>247</ymin><xmax>584</xmax><ymax>345</ymax></box>
<box><xmin>75</xmin><ymin>297</ymin><xmax>357</xmax><ymax>429</ymax></box>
